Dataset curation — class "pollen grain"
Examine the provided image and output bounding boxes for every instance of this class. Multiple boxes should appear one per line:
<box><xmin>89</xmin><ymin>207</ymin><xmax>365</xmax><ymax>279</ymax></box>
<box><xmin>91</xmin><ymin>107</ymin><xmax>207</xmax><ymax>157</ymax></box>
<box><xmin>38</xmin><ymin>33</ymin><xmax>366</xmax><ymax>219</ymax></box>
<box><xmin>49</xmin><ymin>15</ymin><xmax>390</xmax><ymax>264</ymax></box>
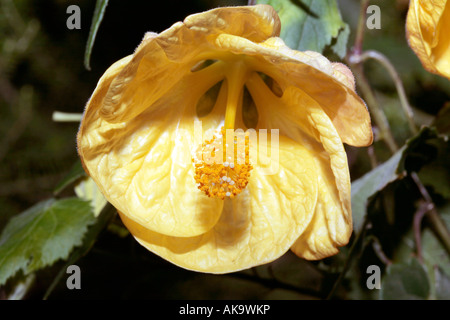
<box><xmin>193</xmin><ymin>127</ymin><xmax>252</xmax><ymax>200</ymax></box>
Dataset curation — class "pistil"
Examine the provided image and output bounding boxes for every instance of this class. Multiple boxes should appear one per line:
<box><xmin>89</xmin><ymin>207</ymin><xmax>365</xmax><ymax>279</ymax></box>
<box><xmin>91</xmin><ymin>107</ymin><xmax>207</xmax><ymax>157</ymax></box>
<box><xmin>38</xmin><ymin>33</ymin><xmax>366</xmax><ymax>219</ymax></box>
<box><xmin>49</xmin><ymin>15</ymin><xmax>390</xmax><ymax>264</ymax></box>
<box><xmin>193</xmin><ymin>61</ymin><xmax>253</xmax><ymax>200</ymax></box>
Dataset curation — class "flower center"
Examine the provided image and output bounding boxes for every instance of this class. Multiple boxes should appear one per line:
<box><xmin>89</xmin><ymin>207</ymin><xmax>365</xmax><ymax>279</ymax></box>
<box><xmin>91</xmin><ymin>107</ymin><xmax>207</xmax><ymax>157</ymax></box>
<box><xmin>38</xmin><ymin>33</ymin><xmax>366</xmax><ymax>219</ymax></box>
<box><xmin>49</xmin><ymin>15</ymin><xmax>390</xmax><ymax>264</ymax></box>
<box><xmin>193</xmin><ymin>127</ymin><xmax>252</xmax><ymax>199</ymax></box>
<box><xmin>193</xmin><ymin>61</ymin><xmax>253</xmax><ymax>199</ymax></box>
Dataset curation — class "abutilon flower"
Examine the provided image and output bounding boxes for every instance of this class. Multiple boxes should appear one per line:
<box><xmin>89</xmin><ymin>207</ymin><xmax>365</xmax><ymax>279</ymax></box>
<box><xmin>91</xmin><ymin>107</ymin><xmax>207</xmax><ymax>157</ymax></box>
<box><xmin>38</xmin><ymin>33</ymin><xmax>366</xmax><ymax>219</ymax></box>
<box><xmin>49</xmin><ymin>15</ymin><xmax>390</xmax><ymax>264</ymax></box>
<box><xmin>77</xmin><ymin>5</ymin><xmax>372</xmax><ymax>273</ymax></box>
<box><xmin>406</xmin><ymin>0</ymin><xmax>450</xmax><ymax>79</ymax></box>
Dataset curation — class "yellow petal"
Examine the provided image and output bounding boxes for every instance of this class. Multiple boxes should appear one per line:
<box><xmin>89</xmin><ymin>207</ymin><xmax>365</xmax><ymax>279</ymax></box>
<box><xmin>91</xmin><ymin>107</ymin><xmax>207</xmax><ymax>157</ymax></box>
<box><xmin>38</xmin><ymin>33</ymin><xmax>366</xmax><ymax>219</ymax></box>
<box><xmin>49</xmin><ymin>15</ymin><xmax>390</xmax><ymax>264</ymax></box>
<box><xmin>78</xmin><ymin>63</ymin><xmax>233</xmax><ymax>237</ymax></box>
<box><xmin>245</xmin><ymin>73</ymin><xmax>352</xmax><ymax>259</ymax></box>
<box><xmin>118</xmin><ymin>133</ymin><xmax>318</xmax><ymax>273</ymax></box>
<box><xmin>97</xmin><ymin>5</ymin><xmax>280</xmax><ymax>124</ymax></box>
<box><xmin>183</xmin><ymin>4</ymin><xmax>281</xmax><ymax>42</ymax></box>
<box><xmin>406</xmin><ymin>0</ymin><xmax>450</xmax><ymax>79</ymax></box>
<box><xmin>77</xmin><ymin>5</ymin><xmax>283</xmax><ymax>238</ymax></box>
<box><xmin>290</xmin><ymin>93</ymin><xmax>352</xmax><ymax>259</ymax></box>
<box><xmin>211</xmin><ymin>34</ymin><xmax>373</xmax><ymax>147</ymax></box>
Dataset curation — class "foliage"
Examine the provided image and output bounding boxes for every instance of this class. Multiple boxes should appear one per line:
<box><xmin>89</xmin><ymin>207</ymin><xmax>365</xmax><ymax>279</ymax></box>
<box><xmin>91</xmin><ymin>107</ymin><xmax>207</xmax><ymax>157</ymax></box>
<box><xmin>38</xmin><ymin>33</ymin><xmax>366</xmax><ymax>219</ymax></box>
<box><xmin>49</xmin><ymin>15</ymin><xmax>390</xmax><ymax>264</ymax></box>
<box><xmin>0</xmin><ymin>0</ymin><xmax>449</xmax><ymax>300</ymax></box>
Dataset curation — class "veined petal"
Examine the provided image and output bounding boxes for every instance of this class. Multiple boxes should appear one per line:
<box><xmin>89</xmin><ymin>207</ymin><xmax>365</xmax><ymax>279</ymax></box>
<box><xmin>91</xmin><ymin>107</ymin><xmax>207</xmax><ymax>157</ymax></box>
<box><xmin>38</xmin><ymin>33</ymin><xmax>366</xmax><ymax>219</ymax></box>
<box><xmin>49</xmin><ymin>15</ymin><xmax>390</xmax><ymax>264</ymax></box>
<box><xmin>211</xmin><ymin>34</ymin><xmax>372</xmax><ymax>147</ymax></box>
<box><xmin>98</xmin><ymin>5</ymin><xmax>280</xmax><ymax>124</ymax></box>
<box><xmin>246</xmin><ymin>73</ymin><xmax>352</xmax><ymax>259</ymax></box>
<box><xmin>183</xmin><ymin>4</ymin><xmax>280</xmax><ymax>42</ymax></box>
<box><xmin>118</xmin><ymin>133</ymin><xmax>318</xmax><ymax>273</ymax></box>
<box><xmin>406</xmin><ymin>0</ymin><xmax>450</xmax><ymax>79</ymax></box>
<box><xmin>78</xmin><ymin>64</ymin><xmax>232</xmax><ymax>237</ymax></box>
<box><xmin>291</xmin><ymin>97</ymin><xmax>352</xmax><ymax>259</ymax></box>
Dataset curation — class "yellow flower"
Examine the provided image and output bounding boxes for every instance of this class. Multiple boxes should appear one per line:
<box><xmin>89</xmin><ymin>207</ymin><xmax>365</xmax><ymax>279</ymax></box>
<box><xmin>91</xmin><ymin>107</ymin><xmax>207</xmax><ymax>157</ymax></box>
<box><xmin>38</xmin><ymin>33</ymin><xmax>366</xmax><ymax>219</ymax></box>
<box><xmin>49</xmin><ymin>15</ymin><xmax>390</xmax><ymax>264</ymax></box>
<box><xmin>77</xmin><ymin>5</ymin><xmax>372</xmax><ymax>273</ymax></box>
<box><xmin>406</xmin><ymin>0</ymin><xmax>450</xmax><ymax>79</ymax></box>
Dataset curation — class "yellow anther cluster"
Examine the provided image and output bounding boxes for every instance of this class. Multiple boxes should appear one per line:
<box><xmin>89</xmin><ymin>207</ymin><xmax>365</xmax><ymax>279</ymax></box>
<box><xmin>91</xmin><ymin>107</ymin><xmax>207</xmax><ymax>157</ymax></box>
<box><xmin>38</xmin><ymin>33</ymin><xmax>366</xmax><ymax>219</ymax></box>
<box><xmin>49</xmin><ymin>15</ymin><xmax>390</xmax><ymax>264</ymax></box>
<box><xmin>193</xmin><ymin>127</ymin><xmax>252</xmax><ymax>200</ymax></box>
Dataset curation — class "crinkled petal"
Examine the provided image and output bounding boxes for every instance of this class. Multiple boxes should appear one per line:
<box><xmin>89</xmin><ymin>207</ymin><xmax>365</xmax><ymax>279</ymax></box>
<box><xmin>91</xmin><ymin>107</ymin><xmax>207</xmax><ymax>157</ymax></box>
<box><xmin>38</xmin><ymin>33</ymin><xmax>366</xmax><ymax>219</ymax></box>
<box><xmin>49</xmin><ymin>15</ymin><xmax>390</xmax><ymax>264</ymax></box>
<box><xmin>98</xmin><ymin>5</ymin><xmax>280</xmax><ymax>124</ymax></box>
<box><xmin>78</xmin><ymin>64</ymin><xmax>233</xmax><ymax>237</ymax></box>
<box><xmin>245</xmin><ymin>72</ymin><xmax>352</xmax><ymax>259</ymax></box>
<box><xmin>290</xmin><ymin>90</ymin><xmax>352</xmax><ymax>259</ymax></box>
<box><xmin>118</xmin><ymin>133</ymin><xmax>318</xmax><ymax>273</ymax></box>
<box><xmin>78</xmin><ymin>5</ymin><xmax>282</xmax><ymax>238</ymax></box>
<box><xmin>212</xmin><ymin>34</ymin><xmax>373</xmax><ymax>147</ymax></box>
<box><xmin>406</xmin><ymin>0</ymin><xmax>450</xmax><ymax>79</ymax></box>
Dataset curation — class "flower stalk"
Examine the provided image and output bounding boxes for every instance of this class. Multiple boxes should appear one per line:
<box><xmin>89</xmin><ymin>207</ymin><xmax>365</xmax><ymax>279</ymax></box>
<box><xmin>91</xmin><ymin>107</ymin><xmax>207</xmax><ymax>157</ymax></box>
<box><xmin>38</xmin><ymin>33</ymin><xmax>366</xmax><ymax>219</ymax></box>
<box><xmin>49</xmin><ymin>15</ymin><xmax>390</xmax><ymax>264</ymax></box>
<box><xmin>350</xmin><ymin>50</ymin><xmax>418</xmax><ymax>135</ymax></box>
<box><xmin>347</xmin><ymin>0</ymin><xmax>399</xmax><ymax>154</ymax></box>
<box><xmin>349</xmin><ymin>62</ymin><xmax>399</xmax><ymax>153</ymax></box>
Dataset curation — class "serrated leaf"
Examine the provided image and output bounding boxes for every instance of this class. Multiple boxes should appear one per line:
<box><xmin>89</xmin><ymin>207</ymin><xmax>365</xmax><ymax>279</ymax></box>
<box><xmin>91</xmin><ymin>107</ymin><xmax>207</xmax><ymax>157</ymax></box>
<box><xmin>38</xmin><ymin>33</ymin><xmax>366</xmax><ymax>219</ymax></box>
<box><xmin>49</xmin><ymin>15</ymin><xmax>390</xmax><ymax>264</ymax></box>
<box><xmin>380</xmin><ymin>258</ymin><xmax>430</xmax><ymax>300</ymax></box>
<box><xmin>257</xmin><ymin>0</ymin><xmax>349</xmax><ymax>58</ymax></box>
<box><xmin>43</xmin><ymin>202</ymin><xmax>116</xmax><ymax>299</ymax></box>
<box><xmin>84</xmin><ymin>0</ymin><xmax>109</xmax><ymax>70</ymax></box>
<box><xmin>0</xmin><ymin>198</ymin><xmax>95</xmax><ymax>285</ymax></box>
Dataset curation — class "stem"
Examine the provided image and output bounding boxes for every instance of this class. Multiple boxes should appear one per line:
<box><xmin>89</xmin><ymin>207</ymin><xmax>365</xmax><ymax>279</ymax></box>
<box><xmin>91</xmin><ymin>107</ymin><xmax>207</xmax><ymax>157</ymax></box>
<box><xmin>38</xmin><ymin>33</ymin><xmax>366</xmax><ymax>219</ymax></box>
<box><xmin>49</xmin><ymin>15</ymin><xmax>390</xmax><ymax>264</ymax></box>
<box><xmin>352</xmin><ymin>50</ymin><xmax>418</xmax><ymax>135</ymax></box>
<box><xmin>353</xmin><ymin>0</ymin><xmax>370</xmax><ymax>55</ymax></box>
<box><xmin>52</xmin><ymin>111</ymin><xmax>83</xmax><ymax>122</ymax></box>
<box><xmin>411</xmin><ymin>172</ymin><xmax>450</xmax><ymax>257</ymax></box>
<box><xmin>367</xmin><ymin>145</ymin><xmax>378</xmax><ymax>169</ymax></box>
<box><xmin>427</xmin><ymin>208</ymin><xmax>450</xmax><ymax>256</ymax></box>
<box><xmin>351</xmin><ymin>64</ymin><xmax>399</xmax><ymax>153</ymax></box>
<box><xmin>413</xmin><ymin>201</ymin><xmax>430</xmax><ymax>263</ymax></box>
<box><xmin>348</xmin><ymin>0</ymin><xmax>405</xmax><ymax>154</ymax></box>
<box><xmin>371</xmin><ymin>236</ymin><xmax>392</xmax><ymax>265</ymax></box>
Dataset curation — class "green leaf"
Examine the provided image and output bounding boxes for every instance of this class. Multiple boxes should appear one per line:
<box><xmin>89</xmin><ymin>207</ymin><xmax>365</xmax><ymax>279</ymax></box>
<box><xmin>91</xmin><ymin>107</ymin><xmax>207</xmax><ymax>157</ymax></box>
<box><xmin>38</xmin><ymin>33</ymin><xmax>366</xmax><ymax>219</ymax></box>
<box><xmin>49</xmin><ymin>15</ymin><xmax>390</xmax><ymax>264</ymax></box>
<box><xmin>257</xmin><ymin>0</ymin><xmax>349</xmax><ymax>58</ymax></box>
<box><xmin>84</xmin><ymin>0</ymin><xmax>109</xmax><ymax>70</ymax></box>
<box><xmin>351</xmin><ymin>126</ymin><xmax>448</xmax><ymax>232</ymax></box>
<box><xmin>380</xmin><ymin>258</ymin><xmax>430</xmax><ymax>300</ymax></box>
<box><xmin>421</xmin><ymin>202</ymin><xmax>450</xmax><ymax>298</ymax></box>
<box><xmin>390</xmin><ymin>201</ymin><xmax>450</xmax><ymax>299</ymax></box>
<box><xmin>0</xmin><ymin>198</ymin><xmax>95</xmax><ymax>285</ymax></box>
<box><xmin>351</xmin><ymin>146</ymin><xmax>406</xmax><ymax>232</ymax></box>
<box><xmin>434</xmin><ymin>267</ymin><xmax>450</xmax><ymax>300</ymax></box>
<box><xmin>418</xmin><ymin>164</ymin><xmax>450</xmax><ymax>199</ymax></box>
<box><xmin>43</xmin><ymin>202</ymin><xmax>116</xmax><ymax>299</ymax></box>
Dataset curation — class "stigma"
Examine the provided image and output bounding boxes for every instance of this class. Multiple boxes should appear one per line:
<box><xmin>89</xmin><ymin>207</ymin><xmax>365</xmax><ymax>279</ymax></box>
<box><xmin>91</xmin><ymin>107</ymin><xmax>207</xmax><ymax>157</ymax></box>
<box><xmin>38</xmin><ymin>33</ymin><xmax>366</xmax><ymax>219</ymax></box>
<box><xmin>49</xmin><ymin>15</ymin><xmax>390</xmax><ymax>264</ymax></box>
<box><xmin>193</xmin><ymin>127</ymin><xmax>252</xmax><ymax>200</ymax></box>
